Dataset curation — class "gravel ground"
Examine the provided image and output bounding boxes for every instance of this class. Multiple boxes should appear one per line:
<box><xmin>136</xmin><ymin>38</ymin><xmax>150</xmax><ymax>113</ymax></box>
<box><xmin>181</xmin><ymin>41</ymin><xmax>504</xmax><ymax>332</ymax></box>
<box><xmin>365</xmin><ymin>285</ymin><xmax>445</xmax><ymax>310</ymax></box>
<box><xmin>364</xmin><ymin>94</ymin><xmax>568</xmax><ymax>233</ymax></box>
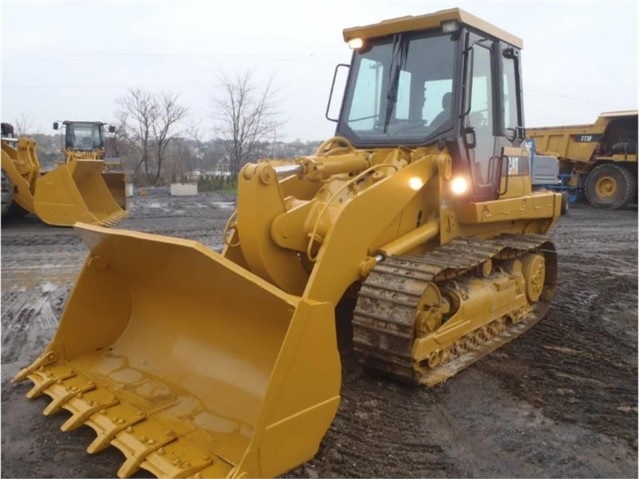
<box><xmin>1</xmin><ymin>191</ymin><xmax>637</xmax><ymax>478</ymax></box>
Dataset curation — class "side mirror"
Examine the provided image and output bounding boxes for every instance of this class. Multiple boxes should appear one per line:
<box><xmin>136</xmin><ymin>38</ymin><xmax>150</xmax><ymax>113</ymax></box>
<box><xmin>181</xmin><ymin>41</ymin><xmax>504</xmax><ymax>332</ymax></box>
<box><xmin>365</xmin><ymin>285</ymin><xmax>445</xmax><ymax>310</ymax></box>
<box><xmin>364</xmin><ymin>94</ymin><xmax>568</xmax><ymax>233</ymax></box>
<box><xmin>505</xmin><ymin>126</ymin><xmax>526</xmax><ymax>145</ymax></box>
<box><xmin>108</xmin><ymin>125</ymin><xmax>116</xmax><ymax>133</ymax></box>
<box><xmin>53</xmin><ymin>122</ymin><xmax>59</xmax><ymax>130</ymax></box>
<box><xmin>325</xmin><ymin>63</ymin><xmax>350</xmax><ymax>122</ymax></box>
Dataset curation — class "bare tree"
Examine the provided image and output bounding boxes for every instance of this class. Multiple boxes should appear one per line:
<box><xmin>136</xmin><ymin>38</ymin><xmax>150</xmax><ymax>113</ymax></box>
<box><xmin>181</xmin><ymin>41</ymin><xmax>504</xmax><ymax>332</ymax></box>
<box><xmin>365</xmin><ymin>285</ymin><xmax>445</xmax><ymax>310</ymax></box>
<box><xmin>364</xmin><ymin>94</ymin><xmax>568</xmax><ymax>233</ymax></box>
<box><xmin>13</xmin><ymin>113</ymin><xmax>34</xmax><ymax>136</ymax></box>
<box><xmin>117</xmin><ymin>88</ymin><xmax>188</xmax><ymax>185</ymax></box>
<box><xmin>212</xmin><ymin>71</ymin><xmax>282</xmax><ymax>179</ymax></box>
<box><xmin>151</xmin><ymin>92</ymin><xmax>188</xmax><ymax>185</ymax></box>
<box><xmin>187</xmin><ymin>120</ymin><xmax>208</xmax><ymax>173</ymax></box>
<box><xmin>117</xmin><ymin>88</ymin><xmax>157</xmax><ymax>183</ymax></box>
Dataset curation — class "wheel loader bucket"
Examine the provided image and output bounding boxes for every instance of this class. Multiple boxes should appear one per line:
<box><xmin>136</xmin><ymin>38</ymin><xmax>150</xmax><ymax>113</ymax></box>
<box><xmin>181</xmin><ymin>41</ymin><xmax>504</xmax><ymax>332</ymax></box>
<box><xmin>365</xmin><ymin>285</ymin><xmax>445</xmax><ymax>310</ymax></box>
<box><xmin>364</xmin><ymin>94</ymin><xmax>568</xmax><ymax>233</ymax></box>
<box><xmin>14</xmin><ymin>224</ymin><xmax>341</xmax><ymax>479</ymax></box>
<box><xmin>101</xmin><ymin>170</ymin><xmax>127</xmax><ymax>210</ymax></box>
<box><xmin>33</xmin><ymin>160</ymin><xmax>128</xmax><ymax>226</ymax></box>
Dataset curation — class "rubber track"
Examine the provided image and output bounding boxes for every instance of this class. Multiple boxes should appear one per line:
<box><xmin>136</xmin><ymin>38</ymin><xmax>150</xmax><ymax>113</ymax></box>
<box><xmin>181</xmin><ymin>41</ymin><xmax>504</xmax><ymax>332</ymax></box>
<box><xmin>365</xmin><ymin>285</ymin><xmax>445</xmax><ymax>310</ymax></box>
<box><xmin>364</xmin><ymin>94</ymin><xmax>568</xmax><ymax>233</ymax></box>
<box><xmin>352</xmin><ymin>234</ymin><xmax>557</xmax><ymax>385</ymax></box>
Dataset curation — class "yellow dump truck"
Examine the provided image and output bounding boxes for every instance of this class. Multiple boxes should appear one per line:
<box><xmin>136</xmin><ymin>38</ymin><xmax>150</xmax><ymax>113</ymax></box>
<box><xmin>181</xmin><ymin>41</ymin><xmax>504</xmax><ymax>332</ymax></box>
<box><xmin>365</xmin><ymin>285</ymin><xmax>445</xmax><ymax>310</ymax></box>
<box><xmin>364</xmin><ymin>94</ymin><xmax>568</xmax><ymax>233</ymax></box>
<box><xmin>14</xmin><ymin>8</ymin><xmax>561</xmax><ymax>478</ymax></box>
<box><xmin>1</xmin><ymin>122</ymin><xmax>128</xmax><ymax>226</ymax></box>
<box><xmin>54</xmin><ymin>120</ymin><xmax>127</xmax><ymax>209</ymax></box>
<box><xmin>527</xmin><ymin>111</ymin><xmax>638</xmax><ymax>209</ymax></box>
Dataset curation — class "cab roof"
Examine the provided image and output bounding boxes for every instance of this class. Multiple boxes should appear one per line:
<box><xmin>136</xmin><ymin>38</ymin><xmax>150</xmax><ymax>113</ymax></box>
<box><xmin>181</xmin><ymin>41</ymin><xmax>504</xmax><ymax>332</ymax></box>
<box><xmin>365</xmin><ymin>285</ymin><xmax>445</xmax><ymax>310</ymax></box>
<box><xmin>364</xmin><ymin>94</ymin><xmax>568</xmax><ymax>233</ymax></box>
<box><xmin>343</xmin><ymin>8</ymin><xmax>523</xmax><ymax>49</ymax></box>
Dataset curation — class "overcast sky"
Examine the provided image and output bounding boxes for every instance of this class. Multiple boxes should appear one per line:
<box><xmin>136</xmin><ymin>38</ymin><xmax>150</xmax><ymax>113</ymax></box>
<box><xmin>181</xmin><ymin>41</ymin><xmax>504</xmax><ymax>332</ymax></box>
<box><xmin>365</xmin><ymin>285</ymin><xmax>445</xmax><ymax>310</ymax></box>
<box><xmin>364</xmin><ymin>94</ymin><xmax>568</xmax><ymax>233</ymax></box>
<box><xmin>1</xmin><ymin>0</ymin><xmax>637</xmax><ymax>141</ymax></box>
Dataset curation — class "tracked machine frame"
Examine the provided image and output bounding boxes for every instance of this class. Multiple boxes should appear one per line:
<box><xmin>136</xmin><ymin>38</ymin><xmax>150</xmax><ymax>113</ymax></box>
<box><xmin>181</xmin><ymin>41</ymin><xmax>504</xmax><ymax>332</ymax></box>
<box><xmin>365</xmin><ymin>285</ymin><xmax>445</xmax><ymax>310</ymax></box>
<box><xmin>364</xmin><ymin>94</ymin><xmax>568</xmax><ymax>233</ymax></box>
<box><xmin>15</xmin><ymin>8</ymin><xmax>562</xmax><ymax>478</ymax></box>
<box><xmin>354</xmin><ymin>235</ymin><xmax>557</xmax><ymax>385</ymax></box>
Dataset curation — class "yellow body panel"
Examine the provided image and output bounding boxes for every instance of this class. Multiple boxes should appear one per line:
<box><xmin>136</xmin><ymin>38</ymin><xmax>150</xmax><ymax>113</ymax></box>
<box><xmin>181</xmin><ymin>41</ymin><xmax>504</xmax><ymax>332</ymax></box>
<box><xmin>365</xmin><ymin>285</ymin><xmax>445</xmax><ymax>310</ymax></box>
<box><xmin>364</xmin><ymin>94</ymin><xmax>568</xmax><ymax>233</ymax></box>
<box><xmin>455</xmin><ymin>191</ymin><xmax>560</xmax><ymax>224</ymax></box>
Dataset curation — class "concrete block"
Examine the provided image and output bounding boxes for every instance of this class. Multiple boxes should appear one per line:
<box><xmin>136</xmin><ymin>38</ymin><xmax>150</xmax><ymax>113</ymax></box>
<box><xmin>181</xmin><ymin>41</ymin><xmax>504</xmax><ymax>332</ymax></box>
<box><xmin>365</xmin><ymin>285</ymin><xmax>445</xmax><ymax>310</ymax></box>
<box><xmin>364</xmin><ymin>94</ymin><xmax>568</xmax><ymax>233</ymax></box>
<box><xmin>170</xmin><ymin>183</ymin><xmax>198</xmax><ymax>196</ymax></box>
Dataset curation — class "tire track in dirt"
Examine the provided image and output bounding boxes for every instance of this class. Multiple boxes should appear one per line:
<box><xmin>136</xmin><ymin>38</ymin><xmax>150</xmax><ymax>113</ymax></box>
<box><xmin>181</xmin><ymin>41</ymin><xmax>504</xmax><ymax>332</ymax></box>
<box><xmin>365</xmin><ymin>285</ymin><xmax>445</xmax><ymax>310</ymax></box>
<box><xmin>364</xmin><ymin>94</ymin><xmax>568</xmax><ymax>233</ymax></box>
<box><xmin>1</xmin><ymin>285</ymin><xmax>69</xmax><ymax>377</ymax></box>
<box><xmin>1</xmin><ymin>235</ymin><xmax>81</xmax><ymax>378</ymax></box>
<box><xmin>476</xmin><ymin>206</ymin><xmax>638</xmax><ymax>447</ymax></box>
<box><xmin>291</xmin><ymin>361</ymin><xmax>460</xmax><ymax>478</ymax></box>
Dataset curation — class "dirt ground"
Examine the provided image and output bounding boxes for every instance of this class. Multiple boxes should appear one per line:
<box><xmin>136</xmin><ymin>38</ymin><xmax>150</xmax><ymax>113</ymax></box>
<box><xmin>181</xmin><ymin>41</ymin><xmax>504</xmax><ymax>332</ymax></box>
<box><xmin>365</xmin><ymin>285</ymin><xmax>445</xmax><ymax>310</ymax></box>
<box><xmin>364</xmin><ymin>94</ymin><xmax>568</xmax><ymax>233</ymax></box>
<box><xmin>1</xmin><ymin>191</ymin><xmax>637</xmax><ymax>478</ymax></box>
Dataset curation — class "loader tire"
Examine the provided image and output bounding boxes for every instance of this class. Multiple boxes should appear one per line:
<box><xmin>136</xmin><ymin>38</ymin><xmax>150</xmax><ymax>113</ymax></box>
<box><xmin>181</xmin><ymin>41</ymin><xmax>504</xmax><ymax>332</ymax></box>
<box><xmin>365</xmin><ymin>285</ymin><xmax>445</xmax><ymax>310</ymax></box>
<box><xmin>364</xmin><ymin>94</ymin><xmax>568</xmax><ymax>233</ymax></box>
<box><xmin>1</xmin><ymin>169</ymin><xmax>27</xmax><ymax>220</ymax></box>
<box><xmin>1</xmin><ymin>168</ymin><xmax>13</xmax><ymax>217</ymax></box>
<box><xmin>584</xmin><ymin>163</ymin><xmax>636</xmax><ymax>210</ymax></box>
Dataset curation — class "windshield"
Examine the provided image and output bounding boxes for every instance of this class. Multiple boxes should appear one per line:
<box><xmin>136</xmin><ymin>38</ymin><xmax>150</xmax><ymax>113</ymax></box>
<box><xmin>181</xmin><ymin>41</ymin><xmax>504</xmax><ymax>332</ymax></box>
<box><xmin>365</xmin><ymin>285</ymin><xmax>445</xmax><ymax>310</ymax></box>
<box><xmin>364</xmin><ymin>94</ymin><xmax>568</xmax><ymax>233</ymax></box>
<box><xmin>66</xmin><ymin>123</ymin><xmax>104</xmax><ymax>150</ymax></box>
<box><xmin>337</xmin><ymin>31</ymin><xmax>457</xmax><ymax>145</ymax></box>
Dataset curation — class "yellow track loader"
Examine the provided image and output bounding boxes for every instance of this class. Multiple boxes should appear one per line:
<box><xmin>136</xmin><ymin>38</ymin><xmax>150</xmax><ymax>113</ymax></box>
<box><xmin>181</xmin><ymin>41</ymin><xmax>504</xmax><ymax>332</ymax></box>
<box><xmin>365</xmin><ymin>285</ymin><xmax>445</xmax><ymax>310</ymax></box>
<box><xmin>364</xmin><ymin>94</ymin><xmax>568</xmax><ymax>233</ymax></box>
<box><xmin>54</xmin><ymin>120</ymin><xmax>128</xmax><ymax>210</ymax></box>
<box><xmin>1</xmin><ymin>123</ymin><xmax>128</xmax><ymax>226</ymax></box>
<box><xmin>15</xmin><ymin>8</ymin><xmax>561</xmax><ymax>478</ymax></box>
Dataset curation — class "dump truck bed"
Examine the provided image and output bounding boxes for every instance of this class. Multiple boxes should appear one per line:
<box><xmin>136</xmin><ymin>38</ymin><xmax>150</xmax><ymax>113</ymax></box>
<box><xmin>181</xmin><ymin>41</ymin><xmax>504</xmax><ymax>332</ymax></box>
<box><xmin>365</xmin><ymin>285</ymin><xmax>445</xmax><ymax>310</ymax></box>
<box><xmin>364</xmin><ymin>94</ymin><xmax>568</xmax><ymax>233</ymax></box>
<box><xmin>527</xmin><ymin>111</ymin><xmax>638</xmax><ymax>164</ymax></box>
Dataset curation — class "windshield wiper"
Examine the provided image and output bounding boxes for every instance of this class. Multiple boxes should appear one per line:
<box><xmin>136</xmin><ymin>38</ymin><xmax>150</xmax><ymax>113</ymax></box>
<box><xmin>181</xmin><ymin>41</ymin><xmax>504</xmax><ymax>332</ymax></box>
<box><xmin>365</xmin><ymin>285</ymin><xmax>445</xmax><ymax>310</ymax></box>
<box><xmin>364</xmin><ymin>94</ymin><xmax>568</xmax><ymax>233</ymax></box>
<box><xmin>382</xmin><ymin>34</ymin><xmax>409</xmax><ymax>133</ymax></box>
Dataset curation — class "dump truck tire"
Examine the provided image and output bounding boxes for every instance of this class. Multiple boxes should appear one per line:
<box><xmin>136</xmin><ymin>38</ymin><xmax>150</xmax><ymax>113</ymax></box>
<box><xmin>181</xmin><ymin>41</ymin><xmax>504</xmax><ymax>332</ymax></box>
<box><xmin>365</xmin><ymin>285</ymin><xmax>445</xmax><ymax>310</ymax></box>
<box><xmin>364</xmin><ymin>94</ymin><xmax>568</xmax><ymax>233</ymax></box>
<box><xmin>560</xmin><ymin>191</ymin><xmax>569</xmax><ymax>215</ymax></box>
<box><xmin>584</xmin><ymin>163</ymin><xmax>636</xmax><ymax>209</ymax></box>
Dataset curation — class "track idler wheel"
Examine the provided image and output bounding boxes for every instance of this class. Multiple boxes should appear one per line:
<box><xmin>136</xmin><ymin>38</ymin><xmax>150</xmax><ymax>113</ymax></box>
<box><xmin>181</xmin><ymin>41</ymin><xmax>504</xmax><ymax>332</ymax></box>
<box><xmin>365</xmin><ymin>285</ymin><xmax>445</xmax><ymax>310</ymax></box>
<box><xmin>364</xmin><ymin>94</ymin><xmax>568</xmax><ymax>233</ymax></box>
<box><xmin>520</xmin><ymin>253</ymin><xmax>545</xmax><ymax>303</ymax></box>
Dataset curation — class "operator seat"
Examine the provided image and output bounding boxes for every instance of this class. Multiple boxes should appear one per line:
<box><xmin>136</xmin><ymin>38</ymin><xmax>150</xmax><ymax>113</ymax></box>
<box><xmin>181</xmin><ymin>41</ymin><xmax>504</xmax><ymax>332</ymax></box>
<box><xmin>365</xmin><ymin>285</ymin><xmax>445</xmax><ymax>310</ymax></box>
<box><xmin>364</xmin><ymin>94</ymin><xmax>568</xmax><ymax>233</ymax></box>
<box><xmin>430</xmin><ymin>92</ymin><xmax>452</xmax><ymax>129</ymax></box>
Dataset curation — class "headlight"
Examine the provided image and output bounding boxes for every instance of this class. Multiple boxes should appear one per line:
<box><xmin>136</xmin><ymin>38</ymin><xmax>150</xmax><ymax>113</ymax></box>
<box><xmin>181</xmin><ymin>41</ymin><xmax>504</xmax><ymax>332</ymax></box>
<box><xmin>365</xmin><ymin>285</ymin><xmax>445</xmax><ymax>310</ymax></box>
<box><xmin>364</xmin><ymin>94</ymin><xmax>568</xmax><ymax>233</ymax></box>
<box><xmin>450</xmin><ymin>177</ymin><xmax>469</xmax><ymax>195</ymax></box>
<box><xmin>408</xmin><ymin>177</ymin><xmax>423</xmax><ymax>191</ymax></box>
<box><xmin>441</xmin><ymin>20</ymin><xmax>459</xmax><ymax>33</ymax></box>
<box><xmin>348</xmin><ymin>38</ymin><xmax>364</xmax><ymax>50</ymax></box>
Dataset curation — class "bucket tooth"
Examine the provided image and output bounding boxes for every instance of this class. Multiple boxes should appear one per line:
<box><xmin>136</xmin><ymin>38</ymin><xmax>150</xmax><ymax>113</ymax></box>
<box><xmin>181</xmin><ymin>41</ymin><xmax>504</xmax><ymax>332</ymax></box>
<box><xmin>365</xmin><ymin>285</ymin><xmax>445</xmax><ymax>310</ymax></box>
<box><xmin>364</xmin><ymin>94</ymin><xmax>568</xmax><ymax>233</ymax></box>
<box><xmin>111</xmin><ymin>418</ymin><xmax>179</xmax><ymax>478</ymax></box>
<box><xmin>25</xmin><ymin>366</ymin><xmax>77</xmax><ymax>399</ymax></box>
<box><xmin>61</xmin><ymin>388</ymin><xmax>120</xmax><ymax>432</ymax></box>
<box><xmin>42</xmin><ymin>373</ymin><xmax>97</xmax><ymax>416</ymax></box>
<box><xmin>85</xmin><ymin>402</ymin><xmax>147</xmax><ymax>453</ymax></box>
<box><xmin>14</xmin><ymin>350</ymin><xmax>60</xmax><ymax>382</ymax></box>
<box><xmin>97</xmin><ymin>209</ymin><xmax>129</xmax><ymax>227</ymax></box>
<box><xmin>27</xmin><ymin>377</ymin><xmax>59</xmax><ymax>399</ymax></box>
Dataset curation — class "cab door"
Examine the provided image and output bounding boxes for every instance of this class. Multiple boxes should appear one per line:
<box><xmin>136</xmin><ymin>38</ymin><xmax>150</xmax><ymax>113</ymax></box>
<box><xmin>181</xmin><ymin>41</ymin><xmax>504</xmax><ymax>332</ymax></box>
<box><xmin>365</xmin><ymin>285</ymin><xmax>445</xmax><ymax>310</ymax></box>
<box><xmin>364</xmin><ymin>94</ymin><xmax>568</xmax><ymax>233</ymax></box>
<box><xmin>463</xmin><ymin>33</ymin><xmax>526</xmax><ymax>201</ymax></box>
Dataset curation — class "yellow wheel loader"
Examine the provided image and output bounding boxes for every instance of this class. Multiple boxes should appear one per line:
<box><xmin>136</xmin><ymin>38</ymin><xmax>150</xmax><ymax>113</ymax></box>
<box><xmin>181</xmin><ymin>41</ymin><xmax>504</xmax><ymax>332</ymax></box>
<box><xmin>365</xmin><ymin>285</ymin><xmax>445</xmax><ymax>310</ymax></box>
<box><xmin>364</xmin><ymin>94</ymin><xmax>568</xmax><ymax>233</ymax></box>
<box><xmin>1</xmin><ymin>123</ymin><xmax>128</xmax><ymax>226</ymax></box>
<box><xmin>54</xmin><ymin>120</ymin><xmax>128</xmax><ymax>210</ymax></box>
<box><xmin>14</xmin><ymin>8</ymin><xmax>562</xmax><ymax>478</ymax></box>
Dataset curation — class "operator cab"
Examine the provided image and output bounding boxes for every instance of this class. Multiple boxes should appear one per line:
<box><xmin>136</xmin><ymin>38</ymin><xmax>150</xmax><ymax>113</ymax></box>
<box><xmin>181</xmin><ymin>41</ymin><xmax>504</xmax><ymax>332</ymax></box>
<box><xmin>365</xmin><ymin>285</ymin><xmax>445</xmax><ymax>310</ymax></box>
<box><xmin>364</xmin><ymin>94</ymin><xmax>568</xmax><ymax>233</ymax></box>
<box><xmin>53</xmin><ymin>121</ymin><xmax>113</xmax><ymax>152</ymax></box>
<box><xmin>334</xmin><ymin>9</ymin><xmax>526</xmax><ymax>202</ymax></box>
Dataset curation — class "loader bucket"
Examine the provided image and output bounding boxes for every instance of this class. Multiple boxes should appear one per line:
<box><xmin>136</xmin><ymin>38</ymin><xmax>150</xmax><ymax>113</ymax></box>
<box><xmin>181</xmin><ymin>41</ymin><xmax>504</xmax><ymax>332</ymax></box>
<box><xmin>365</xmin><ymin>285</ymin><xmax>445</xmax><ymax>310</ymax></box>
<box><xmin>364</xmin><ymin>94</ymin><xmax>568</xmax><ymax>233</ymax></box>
<box><xmin>14</xmin><ymin>224</ymin><xmax>341</xmax><ymax>479</ymax></box>
<box><xmin>102</xmin><ymin>171</ymin><xmax>127</xmax><ymax>210</ymax></box>
<box><xmin>33</xmin><ymin>160</ymin><xmax>128</xmax><ymax>226</ymax></box>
